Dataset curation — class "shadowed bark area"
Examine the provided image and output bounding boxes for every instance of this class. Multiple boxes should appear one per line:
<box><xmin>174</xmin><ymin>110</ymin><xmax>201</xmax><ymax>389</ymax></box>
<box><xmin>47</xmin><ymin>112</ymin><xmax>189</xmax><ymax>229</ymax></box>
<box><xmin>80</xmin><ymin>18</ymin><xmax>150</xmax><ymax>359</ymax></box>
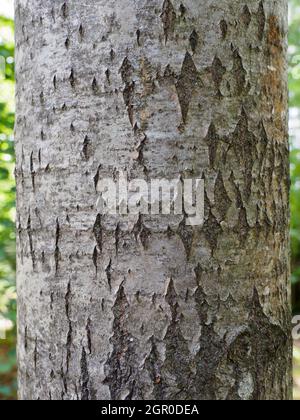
<box><xmin>15</xmin><ymin>0</ymin><xmax>291</xmax><ymax>400</ymax></box>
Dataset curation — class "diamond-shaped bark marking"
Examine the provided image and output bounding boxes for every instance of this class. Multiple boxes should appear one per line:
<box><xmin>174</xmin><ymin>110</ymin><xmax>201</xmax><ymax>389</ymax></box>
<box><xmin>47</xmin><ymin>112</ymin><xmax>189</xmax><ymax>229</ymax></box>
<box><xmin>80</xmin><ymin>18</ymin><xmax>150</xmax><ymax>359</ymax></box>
<box><xmin>177</xmin><ymin>217</ymin><xmax>194</xmax><ymax>259</ymax></box>
<box><xmin>214</xmin><ymin>172</ymin><xmax>232</xmax><ymax>221</ymax></box>
<box><xmin>236</xmin><ymin>206</ymin><xmax>250</xmax><ymax>244</ymax></box>
<box><xmin>232</xmin><ymin>50</ymin><xmax>247</xmax><ymax>95</ymax></box>
<box><xmin>189</xmin><ymin>30</ymin><xmax>199</xmax><ymax>54</ymax></box>
<box><xmin>257</xmin><ymin>121</ymin><xmax>268</xmax><ymax>171</ymax></box>
<box><xmin>231</xmin><ymin>109</ymin><xmax>256</xmax><ymax>201</ymax></box>
<box><xmin>176</xmin><ymin>52</ymin><xmax>198</xmax><ymax>124</ymax></box>
<box><xmin>256</xmin><ymin>1</ymin><xmax>266</xmax><ymax>41</ymax></box>
<box><xmin>132</xmin><ymin>214</ymin><xmax>150</xmax><ymax>249</ymax></box>
<box><xmin>203</xmin><ymin>210</ymin><xmax>222</xmax><ymax>254</ymax></box>
<box><xmin>241</xmin><ymin>5</ymin><xmax>252</xmax><ymax>28</ymax></box>
<box><xmin>211</xmin><ymin>56</ymin><xmax>226</xmax><ymax>91</ymax></box>
<box><xmin>204</xmin><ymin>122</ymin><xmax>219</xmax><ymax>169</ymax></box>
<box><xmin>161</xmin><ymin>0</ymin><xmax>176</xmax><ymax>43</ymax></box>
<box><xmin>103</xmin><ymin>283</ymin><xmax>138</xmax><ymax>400</ymax></box>
<box><xmin>119</xmin><ymin>57</ymin><xmax>134</xmax><ymax>84</ymax></box>
<box><xmin>119</xmin><ymin>57</ymin><xmax>135</xmax><ymax>126</ymax></box>
<box><xmin>220</xmin><ymin>20</ymin><xmax>228</xmax><ymax>40</ymax></box>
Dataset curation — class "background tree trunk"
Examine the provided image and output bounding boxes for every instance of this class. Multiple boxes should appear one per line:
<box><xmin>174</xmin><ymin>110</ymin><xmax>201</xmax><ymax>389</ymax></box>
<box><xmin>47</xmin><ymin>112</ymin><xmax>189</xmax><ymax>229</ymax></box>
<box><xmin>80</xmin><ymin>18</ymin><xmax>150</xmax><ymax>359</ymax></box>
<box><xmin>15</xmin><ymin>0</ymin><xmax>291</xmax><ymax>400</ymax></box>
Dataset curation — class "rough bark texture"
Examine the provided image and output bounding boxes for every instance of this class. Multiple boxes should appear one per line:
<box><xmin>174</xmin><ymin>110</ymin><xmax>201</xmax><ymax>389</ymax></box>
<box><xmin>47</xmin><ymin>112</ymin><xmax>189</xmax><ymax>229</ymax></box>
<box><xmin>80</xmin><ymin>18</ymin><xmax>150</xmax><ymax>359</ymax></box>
<box><xmin>16</xmin><ymin>0</ymin><xmax>292</xmax><ymax>400</ymax></box>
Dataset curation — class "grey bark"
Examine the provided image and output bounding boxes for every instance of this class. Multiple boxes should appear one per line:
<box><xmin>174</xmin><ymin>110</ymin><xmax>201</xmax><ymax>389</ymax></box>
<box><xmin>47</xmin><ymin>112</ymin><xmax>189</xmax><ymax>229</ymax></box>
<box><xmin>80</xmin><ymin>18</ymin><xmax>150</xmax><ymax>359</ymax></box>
<box><xmin>15</xmin><ymin>0</ymin><xmax>292</xmax><ymax>400</ymax></box>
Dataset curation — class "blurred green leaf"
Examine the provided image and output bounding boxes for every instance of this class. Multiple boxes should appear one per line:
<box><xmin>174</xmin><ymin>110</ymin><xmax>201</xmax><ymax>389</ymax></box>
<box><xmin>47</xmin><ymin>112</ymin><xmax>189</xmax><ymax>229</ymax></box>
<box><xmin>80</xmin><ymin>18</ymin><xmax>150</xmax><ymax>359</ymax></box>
<box><xmin>0</xmin><ymin>168</ymin><xmax>9</xmax><ymax>180</ymax></box>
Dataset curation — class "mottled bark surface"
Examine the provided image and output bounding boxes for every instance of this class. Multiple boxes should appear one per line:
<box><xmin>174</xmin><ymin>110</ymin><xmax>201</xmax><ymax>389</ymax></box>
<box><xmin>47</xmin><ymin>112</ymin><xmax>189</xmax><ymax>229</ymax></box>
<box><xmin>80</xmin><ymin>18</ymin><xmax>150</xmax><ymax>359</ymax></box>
<box><xmin>15</xmin><ymin>0</ymin><xmax>291</xmax><ymax>400</ymax></box>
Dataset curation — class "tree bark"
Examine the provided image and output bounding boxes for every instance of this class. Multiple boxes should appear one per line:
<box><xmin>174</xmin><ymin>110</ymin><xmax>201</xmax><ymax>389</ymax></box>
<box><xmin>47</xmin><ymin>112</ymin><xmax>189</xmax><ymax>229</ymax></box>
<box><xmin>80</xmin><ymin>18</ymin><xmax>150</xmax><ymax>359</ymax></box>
<box><xmin>15</xmin><ymin>0</ymin><xmax>292</xmax><ymax>400</ymax></box>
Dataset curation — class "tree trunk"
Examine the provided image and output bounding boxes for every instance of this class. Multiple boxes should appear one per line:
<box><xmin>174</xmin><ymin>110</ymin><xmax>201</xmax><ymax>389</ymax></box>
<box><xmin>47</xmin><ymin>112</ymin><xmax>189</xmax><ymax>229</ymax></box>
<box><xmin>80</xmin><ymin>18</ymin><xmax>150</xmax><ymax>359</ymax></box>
<box><xmin>15</xmin><ymin>0</ymin><xmax>292</xmax><ymax>400</ymax></box>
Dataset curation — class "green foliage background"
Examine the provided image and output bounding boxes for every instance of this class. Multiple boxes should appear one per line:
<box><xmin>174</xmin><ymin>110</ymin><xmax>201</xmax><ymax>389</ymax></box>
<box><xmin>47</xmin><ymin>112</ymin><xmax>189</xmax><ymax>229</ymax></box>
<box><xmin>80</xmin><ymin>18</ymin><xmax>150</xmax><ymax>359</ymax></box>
<box><xmin>0</xmin><ymin>0</ymin><xmax>299</xmax><ymax>400</ymax></box>
<box><xmin>0</xmin><ymin>12</ymin><xmax>16</xmax><ymax>398</ymax></box>
<box><xmin>290</xmin><ymin>1</ymin><xmax>300</xmax><ymax>319</ymax></box>
<box><xmin>289</xmin><ymin>0</ymin><xmax>300</xmax><ymax>399</ymax></box>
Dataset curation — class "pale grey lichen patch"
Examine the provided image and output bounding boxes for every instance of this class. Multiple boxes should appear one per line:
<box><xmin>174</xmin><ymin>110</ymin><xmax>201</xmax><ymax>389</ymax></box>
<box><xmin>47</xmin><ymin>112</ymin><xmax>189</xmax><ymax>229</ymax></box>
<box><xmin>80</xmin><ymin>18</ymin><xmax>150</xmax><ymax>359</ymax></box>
<box><xmin>238</xmin><ymin>372</ymin><xmax>254</xmax><ymax>400</ymax></box>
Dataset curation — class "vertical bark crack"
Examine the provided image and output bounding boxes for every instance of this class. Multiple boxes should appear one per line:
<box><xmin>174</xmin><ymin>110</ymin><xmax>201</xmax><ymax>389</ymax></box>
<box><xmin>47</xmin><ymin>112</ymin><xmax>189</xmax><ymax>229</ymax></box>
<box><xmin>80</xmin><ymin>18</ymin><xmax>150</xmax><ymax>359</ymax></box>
<box><xmin>80</xmin><ymin>347</ymin><xmax>90</xmax><ymax>400</ymax></box>
<box><xmin>54</xmin><ymin>219</ymin><xmax>60</xmax><ymax>274</ymax></box>
<box><xmin>93</xmin><ymin>214</ymin><xmax>103</xmax><ymax>253</ymax></box>
<box><xmin>27</xmin><ymin>213</ymin><xmax>36</xmax><ymax>269</ymax></box>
